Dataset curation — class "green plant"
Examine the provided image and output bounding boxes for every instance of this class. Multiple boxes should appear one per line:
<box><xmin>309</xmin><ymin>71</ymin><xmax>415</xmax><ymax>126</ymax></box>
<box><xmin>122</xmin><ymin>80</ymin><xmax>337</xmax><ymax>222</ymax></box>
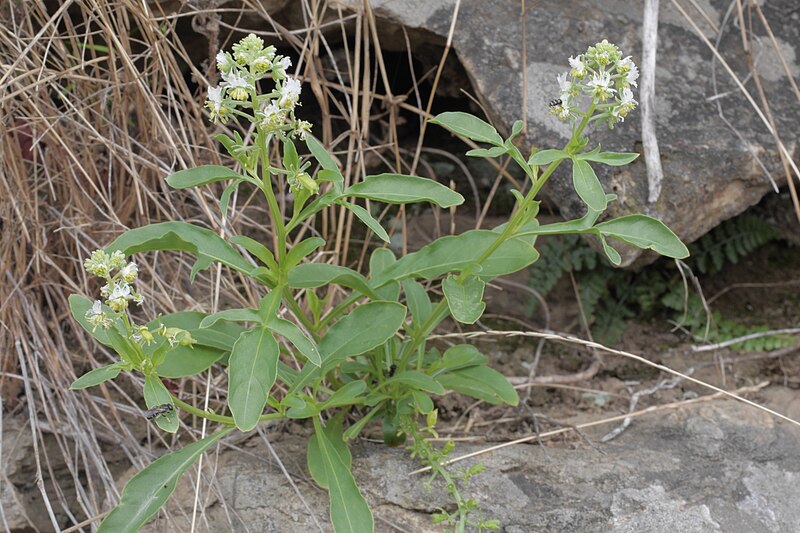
<box><xmin>69</xmin><ymin>36</ymin><xmax>687</xmax><ymax>532</ymax></box>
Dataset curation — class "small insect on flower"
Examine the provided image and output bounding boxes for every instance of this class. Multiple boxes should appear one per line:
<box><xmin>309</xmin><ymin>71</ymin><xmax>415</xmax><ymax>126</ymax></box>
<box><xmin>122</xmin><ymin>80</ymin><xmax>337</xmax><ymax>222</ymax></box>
<box><xmin>549</xmin><ymin>98</ymin><xmax>563</xmax><ymax>108</ymax></box>
<box><xmin>144</xmin><ymin>404</ymin><xmax>174</xmax><ymax>420</ymax></box>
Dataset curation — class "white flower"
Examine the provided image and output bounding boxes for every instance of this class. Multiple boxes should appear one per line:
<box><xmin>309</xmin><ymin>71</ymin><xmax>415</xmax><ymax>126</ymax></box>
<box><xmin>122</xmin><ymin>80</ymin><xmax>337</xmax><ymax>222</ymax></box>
<box><xmin>216</xmin><ymin>51</ymin><xmax>236</xmax><ymax>73</ymax></box>
<box><xmin>225</xmin><ymin>71</ymin><xmax>251</xmax><ymax>101</ymax></box>
<box><xmin>626</xmin><ymin>63</ymin><xmax>639</xmax><ymax>87</ymax></box>
<box><xmin>119</xmin><ymin>262</ymin><xmax>138</xmax><ymax>283</ymax></box>
<box><xmin>272</xmin><ymin>56</ymin><xmax>292</xmax><ymax>78</ymax></box>
<box><xmin>279</xmin><ymin>77</ymin><xmax>302</xmax><ymax>109</ymax></box>
<box><xmin>85</xmin><ymin>300</ymin><xmax>112</xmax><ymax>330</ymax></box>
<box><xmin>557</xmin><ymin>72</ymin><xmax>572</xmax><ymax>94</ymax></box>
<box><xmin>568</xmin><ymin>55</ymin><xmax>585</xmax><ymax>77</ymax></box>
<box><xmin>294</xmin><ymin>120</ymin><xmax>312</xmax><ymax>140</ymax></box>
<box><xmin>587</xmin><ymin>71</ymin><xmax>616</xmax><ymax>99</ymax></box>
<box><xmin>207</xmin><ymin>85</ymin><xmax>223</xmax><ymax>111</ymax></box>
<box><xmin>261</xmin><ymin>102</ymin><xmax>284</xmax><ymax>131</ymax></box>
<box><xmin>619</xmin><ymin>87</ymin><xmax>637</xmax><ymax>107</ymax></box>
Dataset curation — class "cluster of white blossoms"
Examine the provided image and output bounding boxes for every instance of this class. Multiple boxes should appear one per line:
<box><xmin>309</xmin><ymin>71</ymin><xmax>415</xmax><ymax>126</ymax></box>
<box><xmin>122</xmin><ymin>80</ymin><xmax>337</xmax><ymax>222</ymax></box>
<box><xmin>83</xmin><ymin>250</ymin><xmax>143</xmax><ymax>329</ymax></box>
<box><xmin>550</xmin><ymin>40</ymin><xmax>639</xmax><ymax>128</ymax></box>
<box><xmin>206</xmin><ymin>33</ymin><xmax>312</xmax><ymax>141</ymax></box>
<box><xmin>83</xmin><ymin>250</ymin><xmax>196</xmax><ymax>350</ymax></box>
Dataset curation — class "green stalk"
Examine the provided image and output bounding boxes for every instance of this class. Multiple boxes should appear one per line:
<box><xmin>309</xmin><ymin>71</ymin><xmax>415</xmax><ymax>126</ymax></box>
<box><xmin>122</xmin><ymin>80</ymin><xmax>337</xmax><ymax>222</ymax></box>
<box><xmin>398</xmin><ymin>105</ymin><xmax>597</xmax><ymax>367</ymax></box>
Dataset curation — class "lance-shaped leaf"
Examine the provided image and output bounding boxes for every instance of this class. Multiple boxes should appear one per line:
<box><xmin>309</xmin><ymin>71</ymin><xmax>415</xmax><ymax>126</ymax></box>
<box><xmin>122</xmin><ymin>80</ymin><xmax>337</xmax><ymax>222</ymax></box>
<box><xmin>436</xmin><ymin>365</ymin><xmax>519</xmax><ymax>406</ymax></box>
<box><xmin>97</xmin><ymin>429</ymin><xmax>233</xmax><ymax>533</ymax></box>
<box><xmin>595</xmin><ymin>215</ymin><xmax>689</xmax><ymax>259</ymax></box>
<box><xmin>319</xmin><ymin>301</ymin><xmax>407</xmax><ymax>363</ymax></box>
<box><xmin>143</xmin><ymin>375</ymin><xmax>179</xmax><ymax>433</ymax></box>
<box><xmin>267</xmin><ymin>317</ymin><xmax>321</xmax><ymax>366</ymax></box>
<box><xmin>165</xmin><ymin>165</ymin><xmax>259</xmax><ymax>189</ymax></box>
<box><xmin>442</xmin><ymin>275</ymin><xmax>486</xmax><ymax>325</ymax></box>
<box><xmin>528</xmin><ymin>149</ymin><xmax>568</xmax><ymax>166</ymax></box>
<box><xmin>310</xmin><ymin>419</ymin><xmax>374</xmax><ymax>533</ymax></box>
<box><xmin>285</xmin><ymin>237</ymin><xmax>326</xmax><ymax>270</ymax></box>
<box><xmin>288</xmin><ymin>263</ymin><xmax>379</xmax><ymax>299</ymax></box>
<box><xmin>228</xmin><ymin>328</ymin><xmax>279</xmax><ymax>431</ymax></box>
<box><xmin>199</xmin><ymin>308</ymin><xmax>261</xmax><ymax>329</ymax></box>
<box><xmin>375</xmin><ymin>230</ymin><xmax>539</xmax><ymax>283</ymax></box>
<box><xmin>70</xmin><ymin>363</ymin><xmax>124</xmax><ymax>390</ymax></box>
<box><xmin>340</xmin><ymin>201</ymin><xmax>390</xmax><ymax>243</ymax></box>
<box><xmin>572</xmin><ymin>159</ymin><xmax>607</xmax><ymax>211</ymax></box>
<box><xmin>430</xmin><ymin>111</ymin><xmax>504</xmax><ymax>146</ymax></box>
<box><xmin>343</xmin><ymin>174</ymin><xmax>464</xmax><ymax>208</ymax></box>
<box><xmin>576</xmin><ymin>149</ymin><xmax>639</xmax><ymax>166</ymax></box>
<box><xmin>106</xmin><ymin>222</ymin><xmax>253</xmax><ymax>275</ymax></box>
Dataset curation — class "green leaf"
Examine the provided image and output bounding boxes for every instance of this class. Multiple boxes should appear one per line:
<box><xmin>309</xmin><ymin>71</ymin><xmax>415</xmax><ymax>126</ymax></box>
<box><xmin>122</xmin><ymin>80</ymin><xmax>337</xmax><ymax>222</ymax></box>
<box><xmin>430</xmin><ymin>344</ymin><xmax>488</xmax><ymax>375</ymax></box>
<box><xmin>147</xmin><ymin>310</ymin><xmax>244</xmax><ymax>351</ymax></box>
<box><xmin>288</xmin><ymin>263</ymin><xmax>379</xmax><ymax>299</ymax></box>
<box><xmin>106</xmin><ymin>222</ymin><xmax>253</xmax><ymax>275</ymax></box>
<box><xmin>283</xmin><ymin>137</ymin><xmax>299</xmax><ymax>171</ymax></box>
<box><xmin>442</xmin><ymin>275</ymin><xmax>486</xmax><ymax>324</ymax></box>
<box><xmin>466</xmin><ymin>146</ymin><xmax>508</xmax><ymax>158</ymax></box>
<box><xmin>219</xmin><ymin>180</ymin><xmax>239</xmax><ymax>221</ymax></box>
<box><xmin>165</xmin><ymin>165</ymin><xmax>258</xmax><ymax>189</ymax></box>
<box><xmin>311</xmin><ymin>418</ymin><xmax>374</xmax><ymax>532</ymax></box>
<box><xmin>321</xmin><ymin>380</ymin><xmax>368</xmax><ymax>409</ymax></box>
<box><xmin>341</xmin><ymin>201</ymin><xmax>390</xmax><ymax>243</ymax></box>
<box><xmin>369</xmin><ymin>247</ymin><xmax>396</xmax><ymax>274</ymax></box>
<box><xmin>267</xmin><ymin>317</ymin><xmax>321</xmax><ymax>366</ymax></box>
<box><xmin>285</xmin><ymin>237</ymin><xmax>326</xmax><ymax>269</ymax></box>
<box><xmin>430</xmin><ymin>111</ymin><xmax>504</xmax><ymax>146</ymax></box>
<box><xmin>402</xmin><ymin>279</ymin><xmax>432</xmax><ymax>329</ymax></box>
<box><xmin>145</xmin><ymin>311</ymin><xmax>241</xmax><ymax>377</ymax></box>
<box><xmin>572</xmin><ymin>159</ymin><xmax>607</xmax><ymax>211</ymax></box>
<box><xmin>142</xmin><ymin>375</ymin><xmax>179</xmax><ymax>433</ymax></box>
<box><xmin>199</xmin><ymin>308</ymin><xmax>261</xmax><ymax>329</ymax></box>
<box><xmin>306</xmin><ymin>136</ymin><xmax>342</xmax><ymax>175</ymax></box>
<box><xmin>598</xmin><ymin>235</ymin><xmax>622</xmax><ymax>266</ymax></box>
<box><xmin>578</xmin><ymin>150</ymin><xmax>639</xmax><ymax>166</ymax></box>
<box><xmin>595</xmin><ymin>215</ymin><xmax>689</xmax><ymax>259</ymax></box>
<box><xmin>68</xmin><ymin>294</ymin><xmax>117</xmax><ymax>347</ymax></box>
<box><xmin>97</xmin><ymin>429</ymin><xmax>233</xmax><ymax>533</ymax></box>
<box><xmin>344</xmin><ymin>174</ymin><xmax>464</xmax><ymax>208</ymax></box>
<box><xmin>436</xmin><ymin>366</ymin><xmax>519</xmax><ymax>406</ymax></box>
<box><xmin>70</xmin><ymin>363</ymin><xmax>123</xmax><ymax>390</ymax></box>
<box><xmin>375</xmin><ymin>230</ymin><xmax>539</xmax><ymax>283</ymax></box>
<box><xmin>228</xmin><ymin>328</ymin><xmax>279</xmax><ymax>431</ymax></box>
<box><xmin>385</xmin><ymin>371</ymin><xmax>446</xmax><ymax>395</ymax></box>
<box><xmin>229</xmin><ymin>235</ymin><xmax>278</xmax><ymax>271</ymax></box>
<box><xmin>528</xmin><ymin>149</ymin><xmax>568</xmax><ymax>166</ymax></box>
<box><xmin>319</xmin><ymin>302</ymin><xmax>407</xmax><ymax>364</ymax></box>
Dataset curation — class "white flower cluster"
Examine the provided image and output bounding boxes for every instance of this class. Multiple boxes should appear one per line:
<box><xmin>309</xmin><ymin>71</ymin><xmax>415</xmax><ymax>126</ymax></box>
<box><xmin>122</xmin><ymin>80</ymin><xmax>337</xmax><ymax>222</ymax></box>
<box><xmin>551</xmin><ymin>40</ymin><xmax>639</xmax><ymax>128</ymax></box>
<box><xmin>206</xmin><ymin>33</ymin><xmax>311</xmax><ymax>141</ymax></box>
<box><xmin>83</xmin><ymin>250</ymin><xmax>143</xmax><ymax>329</ymax></box>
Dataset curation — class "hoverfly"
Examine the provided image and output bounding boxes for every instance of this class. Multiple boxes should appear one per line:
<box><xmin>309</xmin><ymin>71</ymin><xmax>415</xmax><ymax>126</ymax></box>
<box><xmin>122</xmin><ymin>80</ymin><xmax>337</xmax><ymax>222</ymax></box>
<box><xmin>143</xmin><ymin>404</ymin><xmax>174</xmax><ymax>420</ymax></box>
<box><xmin>549</xmin><ymin>98</ymin><xmax>562</xmax><ymax>108</ymax></box>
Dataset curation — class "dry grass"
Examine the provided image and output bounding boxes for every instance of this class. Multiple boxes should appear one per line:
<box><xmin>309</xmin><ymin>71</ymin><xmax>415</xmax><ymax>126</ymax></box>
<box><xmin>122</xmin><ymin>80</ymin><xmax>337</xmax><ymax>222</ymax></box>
<box><xmin>1</xmin><ymin>1</ymin><xmax>797</xmax><ymax>531</ymax></box>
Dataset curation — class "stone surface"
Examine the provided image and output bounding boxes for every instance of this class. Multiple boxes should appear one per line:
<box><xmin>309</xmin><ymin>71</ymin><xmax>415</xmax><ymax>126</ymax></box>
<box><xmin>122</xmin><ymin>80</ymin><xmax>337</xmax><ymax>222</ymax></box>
<box><xmin>142</xmin><ymin>397</ymin><xmax>800</xmax><ymax>532</ymax></box>
<box><xmin>330</xmin><ymin>0</ymin><xmax>800</xmax><ymax>265</ymax></box>
<box><xmin>0</xmin><ymin>420</ymin><xmax>37</xmax><ymax>531</ymax></box>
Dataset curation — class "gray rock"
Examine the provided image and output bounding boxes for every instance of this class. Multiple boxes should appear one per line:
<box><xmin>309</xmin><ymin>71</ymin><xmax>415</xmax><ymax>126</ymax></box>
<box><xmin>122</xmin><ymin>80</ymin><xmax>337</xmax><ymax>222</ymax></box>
<box><xmin>0</xmin><ymin>420</ymin><xmax>37</xmax><ymax>531</ymax></box>
<box><xmin>330</xmin><ymin>0</ymin><xmax>800</xmax><ymax>265</ymax></box>
<box><xmin>141</xmin><ymin>398</ymin><xmax>800</xmax><ymax>532</ymax></box>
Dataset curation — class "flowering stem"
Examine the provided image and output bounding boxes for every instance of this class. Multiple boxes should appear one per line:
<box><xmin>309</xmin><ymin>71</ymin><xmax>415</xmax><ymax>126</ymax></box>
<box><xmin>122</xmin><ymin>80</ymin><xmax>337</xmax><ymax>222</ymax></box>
<box><xmin>258</xmin><ymin>133</ymin><xmax>287</xmax><ymax>264</ymax></box>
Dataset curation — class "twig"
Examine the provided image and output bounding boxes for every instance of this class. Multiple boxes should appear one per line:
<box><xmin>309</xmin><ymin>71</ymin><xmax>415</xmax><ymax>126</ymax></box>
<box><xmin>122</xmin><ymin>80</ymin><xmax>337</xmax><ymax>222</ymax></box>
<box><xmin>691</xmin><ymin>328</ymin><xmax>800</xmax><ymax>352</ymax></box>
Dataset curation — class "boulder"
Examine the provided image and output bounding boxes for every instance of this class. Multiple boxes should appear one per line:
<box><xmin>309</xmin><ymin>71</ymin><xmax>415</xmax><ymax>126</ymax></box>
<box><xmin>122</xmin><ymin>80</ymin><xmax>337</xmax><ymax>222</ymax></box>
<box><xmin>140</xmin><ymin>394</ymin><xmax>800</xmax><ymax>532</ymax></box>
<box><xmin>330</xmin><ymin>0</ymin><xmax>799</xmax><ymax>265</ymax></box>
